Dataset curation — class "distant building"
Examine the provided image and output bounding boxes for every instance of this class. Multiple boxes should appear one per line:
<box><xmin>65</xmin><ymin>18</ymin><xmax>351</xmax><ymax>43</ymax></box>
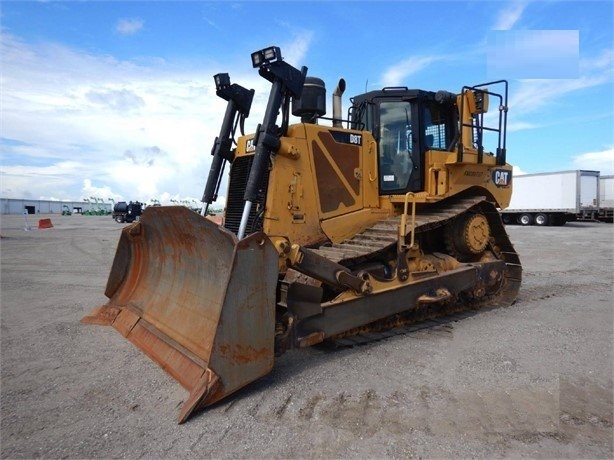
<box><xmin>0</xmin><ymin>198</ymin><xmax>111</xmax><ymax>215</ymax></box>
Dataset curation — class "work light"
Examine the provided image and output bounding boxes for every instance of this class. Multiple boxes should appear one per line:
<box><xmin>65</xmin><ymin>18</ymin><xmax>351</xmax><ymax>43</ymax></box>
<box><xmin>251</xmin><ymin>46</ymin><xmax>282</xmax><ymax>68</ymax></box>
<box><xmin>214</xmin><ymin>73</ymin><xmax>231</xmax><ymax>91</ymax></box>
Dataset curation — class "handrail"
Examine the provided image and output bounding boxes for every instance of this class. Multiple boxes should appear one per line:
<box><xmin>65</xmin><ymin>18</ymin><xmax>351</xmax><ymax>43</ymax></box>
<box><xmin>399</xmin><ymin>192</ymin><xmax>417</xmax><ymax>251</ymax></box>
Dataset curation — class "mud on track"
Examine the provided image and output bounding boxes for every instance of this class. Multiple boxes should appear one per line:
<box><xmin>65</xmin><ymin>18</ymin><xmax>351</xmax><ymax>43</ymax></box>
<box><xmin>1</xmin><ymin>213</ymin><xmax>612</xmax><ymax>458</ymax></box>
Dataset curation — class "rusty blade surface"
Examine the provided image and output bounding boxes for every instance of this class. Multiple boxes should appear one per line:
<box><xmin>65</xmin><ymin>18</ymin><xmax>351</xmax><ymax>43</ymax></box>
<box><xmin>83</xmin><ymin>206</ymin><xmax>279</xmax><ymax>422</ymax></box>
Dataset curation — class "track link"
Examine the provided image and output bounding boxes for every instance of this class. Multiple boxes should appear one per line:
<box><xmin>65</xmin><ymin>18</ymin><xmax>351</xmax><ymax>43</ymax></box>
<box><xmin>325</xmin><ymin>309</ymin><xmax>478</xmax><ymax>349</ymax></box>
<box><xmin>313</xmin><ymin>196</ymin><xmax>485</xmax><ymax>263</ymax></box>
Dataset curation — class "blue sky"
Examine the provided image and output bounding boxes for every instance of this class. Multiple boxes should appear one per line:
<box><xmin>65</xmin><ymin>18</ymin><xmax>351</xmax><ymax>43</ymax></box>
<box><xmin>1</xmin><ymin>1</ymin><xmax>613</xmax><ymax>205</ymax></box>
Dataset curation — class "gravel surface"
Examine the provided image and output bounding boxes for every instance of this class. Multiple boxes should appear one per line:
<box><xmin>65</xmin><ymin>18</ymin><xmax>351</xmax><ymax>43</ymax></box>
<box><xmin>1</xmin><ymin>213</ymin><xmax>612</xmax><ymax>458</ymax></box>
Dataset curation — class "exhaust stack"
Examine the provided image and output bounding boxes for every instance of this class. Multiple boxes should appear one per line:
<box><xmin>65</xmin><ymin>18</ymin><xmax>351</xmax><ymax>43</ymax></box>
<box><xmin>332</xmin><ymin>78</ymin><xmax>346</xmax><ymax>128</ymax></box>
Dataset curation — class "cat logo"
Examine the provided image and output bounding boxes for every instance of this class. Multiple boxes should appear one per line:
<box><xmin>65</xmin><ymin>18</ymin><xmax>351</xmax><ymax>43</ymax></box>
<box><xmin>492</xmin><ymin>169</ymin><xmax>511</xmax><ymax>187</ymax></box>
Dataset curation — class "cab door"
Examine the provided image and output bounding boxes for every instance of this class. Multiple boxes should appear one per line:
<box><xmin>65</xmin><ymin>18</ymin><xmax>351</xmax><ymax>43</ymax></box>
<box><xmin>375</xmin><ymin>98</ymin><xmax>423</xmax><ymax>194</ymax></box>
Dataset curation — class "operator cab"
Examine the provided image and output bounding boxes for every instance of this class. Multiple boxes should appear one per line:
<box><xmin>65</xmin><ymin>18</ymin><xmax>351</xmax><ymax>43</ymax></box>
<box><xmin>350</xmin><ymin>88</ymin><xmax>457</xmax><ymax>195</ymax></box>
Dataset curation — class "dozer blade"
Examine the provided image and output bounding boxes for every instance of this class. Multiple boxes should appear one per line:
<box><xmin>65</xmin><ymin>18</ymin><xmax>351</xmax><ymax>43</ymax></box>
<box><xmin>82</xmin><ymin>206</ymin><xmax>279</xmax><ymax>423</ymax></box>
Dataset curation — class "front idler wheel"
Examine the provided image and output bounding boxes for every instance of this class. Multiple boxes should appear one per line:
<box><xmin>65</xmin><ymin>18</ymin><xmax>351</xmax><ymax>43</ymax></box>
<box><xmin>446</xmin><ymin>212</ymin><xmax>491</xmax><ymax>261</ymax></box>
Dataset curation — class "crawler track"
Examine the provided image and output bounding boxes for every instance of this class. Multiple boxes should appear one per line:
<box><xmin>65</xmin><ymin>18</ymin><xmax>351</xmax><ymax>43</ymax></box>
<box><xmin>314</xmin><ymin>196</ymin><xmax>486</xmax><ymax>262</ymax></box>
<box><xmin>313</xmin><ymin>196</ymin><xmax>522</xmax><ymax>345</ymax></box>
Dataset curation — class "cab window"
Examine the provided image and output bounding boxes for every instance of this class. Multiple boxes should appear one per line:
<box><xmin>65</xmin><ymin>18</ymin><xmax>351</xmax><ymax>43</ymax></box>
<box><xmin>423</xmin><ymin>102</ymin><xmax>452</xmax><ymax>150</ymax></box>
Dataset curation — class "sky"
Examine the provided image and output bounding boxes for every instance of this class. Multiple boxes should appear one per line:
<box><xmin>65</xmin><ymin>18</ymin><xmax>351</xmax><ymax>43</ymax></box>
<box><xmin>1</xmin><ymin>0</ymin><xmax>613</xmax><ymax>207</ymax></box>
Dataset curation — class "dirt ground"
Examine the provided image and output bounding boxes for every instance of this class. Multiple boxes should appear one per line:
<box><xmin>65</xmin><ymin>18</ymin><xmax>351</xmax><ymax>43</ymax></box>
<box><xmin>1</xmin><ymin>213</ymin><xmax>612</xmax><ymax>459</ymax></box>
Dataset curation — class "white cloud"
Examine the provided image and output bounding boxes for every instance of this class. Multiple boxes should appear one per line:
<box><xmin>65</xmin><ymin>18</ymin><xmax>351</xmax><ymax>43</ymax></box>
<box><xmin>381</xmin><ymin>56</ymin><xmax>441</xmax><ymax>87</ymax></box>
<box><xmin>115</xmin><ymin>18</ymin><xmax>144</xmax><ymax>36</ymax></box>
<box><xmin>0</xmin><ymin>33</ymin><xmax>234</xmax><ymax>201</ymax></box>
<box><xmin>507</xmin><ymin>120</ymin><xmax>539</xmax><ymax>132</ymax></box>
<box><xmin>279</xmin><ymin>30</ymin><xmax>313</xmax><ymax>66</ymax></box>
<box><xmin>80</xmin><ymin>179</ymin><xmax>122</xmax><ymax>203</ymax></box>
<box><xmin>0</xmin><ymin>32</ymin><xmax>312</xmax><ymax>204</ymax></box>
<box><xmin>86</xmin><ymin>88</ymin><xmax>146</xmax><ymax>112</ymax></box>
<box><xmin>508</xmin><ymin>48</ymin><xmax>614</xmax><ymax>127</ymax></box>
<box><xmin>492</xmin><ymin>1</ymin><xmax>527</xmax><ymax>30</ymax></box>
<box><xmin>0</xmin><ymin>160</ymin><xmax>85</xmax><ymax>200</ymax></box>
<box><xmin>572</xmin><ymin>147</ymin><xmax>614</xmax><ymax>175</ymax></box>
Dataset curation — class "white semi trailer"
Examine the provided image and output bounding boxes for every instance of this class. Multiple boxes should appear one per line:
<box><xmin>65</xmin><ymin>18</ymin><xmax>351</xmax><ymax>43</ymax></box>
<box><xmin>501</xmin><ymin>170</ymin><xmax>600</xmax><ymax>226</ymax></box>
<box><xmin>598</xmin><ymin>175</ymin><xmax>613</xmax><ymax>223</ymax></box>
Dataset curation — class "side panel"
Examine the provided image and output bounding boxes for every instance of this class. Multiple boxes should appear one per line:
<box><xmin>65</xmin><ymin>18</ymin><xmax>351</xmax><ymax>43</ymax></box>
<box><xmin>600</xmin><ymin>175</ymin><xmax>614</xmax><ymax>208</ymax></box>
<box><xmin>260</xmin><ymin>125</ymin><xmax>329</xmax><ymax>247</ymax></box>
<box><xmin>309</xmin><ymin>127</ymin><xmax>363</xmax><ymax>217</ymax></box>
<box><xmin>579</xmin><ymin>170</ymin><xmax>600</xmax><ymax>209</ymax></box>
<box><xmin>261</xmin><ymin>124</ymin><xmax>382</xmax><ymax>246</ymax></box>
<box><xmin>421</xmin><ymin>150</ymin><xmax>513</xmax><ymax>209</ymax></box>
<box><xmin>507</xmin><ymin>171</ymin><xmax>581</xmax><ymax>212</ymax></box>
<box><xmin>309</xmin><ymin>126</ymin><xmax>385</xmax><ymax>242</ymax></box>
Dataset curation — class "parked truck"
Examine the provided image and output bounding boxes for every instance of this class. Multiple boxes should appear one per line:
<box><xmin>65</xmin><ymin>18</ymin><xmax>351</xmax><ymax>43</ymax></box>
<box><xmin>598</xmin><ymin>175</ymin><xmax>613</xmax><ymax>223</ymax></box>
<box><xmin>112</xmin><ymin>201</ymin><xmax>143</xmax><ymax>223</ymax></box>
<box><xmin>500</xmin><ymin>170</ymin><xmax>600</xmax><ymax>226</ymax></box>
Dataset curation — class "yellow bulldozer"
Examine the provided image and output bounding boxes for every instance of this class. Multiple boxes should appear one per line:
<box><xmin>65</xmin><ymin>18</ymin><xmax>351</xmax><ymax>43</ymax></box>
<box><xmin>83</xmin><ymin>46</ymin><xmax>521</xmax><ymax>423</ymax></box>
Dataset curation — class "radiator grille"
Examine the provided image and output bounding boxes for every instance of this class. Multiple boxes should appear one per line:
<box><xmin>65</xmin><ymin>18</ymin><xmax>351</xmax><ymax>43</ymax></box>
<box><xmin>224</xmin><ymin>155</ymin><xmax>270</xmax><ymax>236</ymax></box>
